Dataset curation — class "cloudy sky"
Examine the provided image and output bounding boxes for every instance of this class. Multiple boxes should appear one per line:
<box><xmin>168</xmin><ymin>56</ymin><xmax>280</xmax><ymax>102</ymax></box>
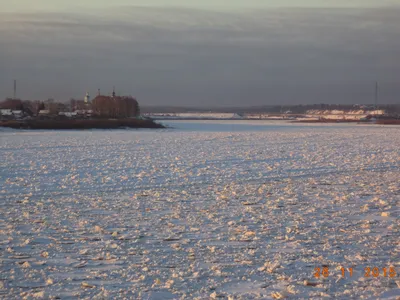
<box><xmin>1</xmin><ymin>1</ymin><xmax>399</xmax><ymax>106</ymax></box>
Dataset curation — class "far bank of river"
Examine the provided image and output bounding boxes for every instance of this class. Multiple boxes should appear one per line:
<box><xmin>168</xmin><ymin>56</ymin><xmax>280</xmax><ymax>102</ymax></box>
<box><xmin>0</xmin><ymin>118</ymin><xmax>165</xmax><ymax>130</ymax></box>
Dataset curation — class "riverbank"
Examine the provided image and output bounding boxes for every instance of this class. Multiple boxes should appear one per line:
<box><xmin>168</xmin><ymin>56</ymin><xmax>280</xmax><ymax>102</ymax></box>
<box><xmin>375</xmin><ymin>119</ymin><xmax>400</xmax><ymax>125</ymax></box>
<box><xmin>0</xmin><ymin>118</ymin><xmax>165</xmax><ymax>130</ymax></box>
<box><xmin>292</xmin><ymin>119</ymin><xmax>360</xmax><ymax>123</ymax></box>
<box><xmin>293</xmin><ymin>119</ymin><xmax>400</xmax><ymax>125</ymax></box>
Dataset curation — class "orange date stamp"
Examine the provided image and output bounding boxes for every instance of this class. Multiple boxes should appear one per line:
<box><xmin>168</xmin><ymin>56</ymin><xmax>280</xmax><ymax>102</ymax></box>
<box><xmin>314</xmin><ymin>266</ymin><xmax>397</xmax><ymax>279</ymax></box>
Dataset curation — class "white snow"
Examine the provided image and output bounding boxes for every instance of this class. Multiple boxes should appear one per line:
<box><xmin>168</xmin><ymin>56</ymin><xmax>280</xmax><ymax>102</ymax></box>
<box><xmin>305</xmin><ymin>109</ymin><xmax>386</xmax><ymax>120</ymax></box>
<box><xmin>0</xmin><ymin>109</ymin><xmax>13</xmax><ymax>116</ymax></box>
<box><xmin>59</xmin><ymin>112</ymin><xmax>78</xmax><ymax>117</ymax></box>
<box><xmin>0</xmin><ymin>120</ymin><xmax>399</xmax><ymax>299</ymax></box>
<box><xmin>147</xmin><ymin>113</ymin><xmax>242</xmax><ymax>119</ymax></box>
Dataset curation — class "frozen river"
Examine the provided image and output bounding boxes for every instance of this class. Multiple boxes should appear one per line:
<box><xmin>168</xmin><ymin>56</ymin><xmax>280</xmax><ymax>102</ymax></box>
<box><xmin>0</xmin><ymin>121</ymin><xmax>399</xmax><ymax>299</ymax></box>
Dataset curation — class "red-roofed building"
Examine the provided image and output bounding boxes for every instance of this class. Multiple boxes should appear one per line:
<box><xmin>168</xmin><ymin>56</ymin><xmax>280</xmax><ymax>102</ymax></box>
<box><xmin>91</xmin><ymin>91</ymin><xmax>140</xmax><ymax>118</ymax></box>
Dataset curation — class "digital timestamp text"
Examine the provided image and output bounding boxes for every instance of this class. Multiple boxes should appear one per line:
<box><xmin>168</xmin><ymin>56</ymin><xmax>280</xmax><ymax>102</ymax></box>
<box><xmin>314</xmin><ymin>267</ymin><xmax>397</xmax><ymax>278</ymax></box>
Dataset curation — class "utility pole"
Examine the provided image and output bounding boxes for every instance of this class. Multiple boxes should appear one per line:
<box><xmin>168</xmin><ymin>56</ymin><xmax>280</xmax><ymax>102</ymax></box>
<box><xmin>13</xmin><ymin>80</ymin><xmax>17</xmax><ymax>99</ymax></box>
<box><xmin>375</xmin><ymin>81</ymin><xmax>378</xmax><ymax>110</ymax></box>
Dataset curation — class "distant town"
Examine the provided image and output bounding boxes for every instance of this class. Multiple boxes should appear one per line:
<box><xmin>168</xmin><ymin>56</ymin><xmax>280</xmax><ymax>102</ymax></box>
<box><xmin>0</xmin><ymin>80</ymin><xmax>399</xmax><ymax>125</ymax></box>
<box><xmin>0</xmin><ymin>84</ymin><xmax>166</xmax><ymax>129</ymax></box>
<box><xmin>2</xmin><ymin>93</ymin><xmax>400</xmax><ymax>122</ymax></box>
<box><xmin>0</xmin><ymin>87</ymin><xmax>141</xmax><ymax>120</ymax></box>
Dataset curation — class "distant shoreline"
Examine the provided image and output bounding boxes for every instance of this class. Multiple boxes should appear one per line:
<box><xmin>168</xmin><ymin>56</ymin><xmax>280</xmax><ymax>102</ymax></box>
<box><xmin>0</xmin><ymin>119</ymin><xmax>165</xmax><ymax>130</ymax></box>
<box><xmin>292</xmin><ymin>119</ymin><xmax>400</xmax><ymax>125</ymax></box>
<box><xmin>149</xmin><ymin>117</ymin><xmax>288</xmax><ymax>121</ymax></box>
<box><xmin>145</xmin><ymin>117</ymin><xmax>400</xmax><ymax>125</ymax></box>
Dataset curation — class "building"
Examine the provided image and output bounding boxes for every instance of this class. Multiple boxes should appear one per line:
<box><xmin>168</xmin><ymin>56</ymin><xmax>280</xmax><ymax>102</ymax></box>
<box><xmin>91</xmin><ymin>89</ymin><xmax>140</xmax><ymax>118</ymax></box>
<box><xmin>0</xmin><ymin>109</ymin><xmax>13</xmax><ymax>120</ymax></box>
<box><xmin>70</xmin><ymin>92</ymin><xmax>92</xmax><ymax>113</ymax></box>
<box><xmin>84</xmin><ymin>92</ymin><xmax>90</xmax><ymax>104</ymax></box>
<box><xmin>70</xmin><ymin>99</ymin><xmax>89</xmax><ymax>111</ymax></box>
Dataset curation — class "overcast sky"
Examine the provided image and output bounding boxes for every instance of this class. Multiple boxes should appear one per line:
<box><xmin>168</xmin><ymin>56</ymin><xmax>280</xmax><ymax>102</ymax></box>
<box><xmin>2</xmin><ymin>0</ymin><xmax>399</xmax><ymax>11</ymax></box>
<box><xmin>1</xmin><ymin>1</ymin><xmax>399</xmax><ymax>106</ymax></box>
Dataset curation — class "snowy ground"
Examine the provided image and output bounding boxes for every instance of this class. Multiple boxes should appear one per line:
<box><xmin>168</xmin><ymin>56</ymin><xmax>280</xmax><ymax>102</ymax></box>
<box><xmin>0</xmin><ymin>121</ymin><xmax>399</xmax><ymax>299</ymax></box>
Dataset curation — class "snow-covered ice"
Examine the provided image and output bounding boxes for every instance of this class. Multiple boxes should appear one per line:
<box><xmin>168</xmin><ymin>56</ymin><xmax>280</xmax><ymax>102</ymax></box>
<box><xmin>0</xmin><ymin>121</ymin><xmax>399</xmax><ymax>299</ymax></box>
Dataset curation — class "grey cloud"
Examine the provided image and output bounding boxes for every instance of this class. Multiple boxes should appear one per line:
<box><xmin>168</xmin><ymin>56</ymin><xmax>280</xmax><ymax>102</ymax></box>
<box><xmin>0</xmin><ymin>7</ymin><xmax>399</xmax><ymax>105</ymax></box>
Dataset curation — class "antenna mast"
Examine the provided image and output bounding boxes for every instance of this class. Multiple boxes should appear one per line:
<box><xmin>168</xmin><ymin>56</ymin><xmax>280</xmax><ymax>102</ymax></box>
<box><xmin>13</xmin><ymin>80</ymin><xmax>17</xmax><ymax>99</ymax></box>
<box><xmin>375</xmin><ymin>81</ymin><xmax>378</xmax><ymax>110</ymax></box>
